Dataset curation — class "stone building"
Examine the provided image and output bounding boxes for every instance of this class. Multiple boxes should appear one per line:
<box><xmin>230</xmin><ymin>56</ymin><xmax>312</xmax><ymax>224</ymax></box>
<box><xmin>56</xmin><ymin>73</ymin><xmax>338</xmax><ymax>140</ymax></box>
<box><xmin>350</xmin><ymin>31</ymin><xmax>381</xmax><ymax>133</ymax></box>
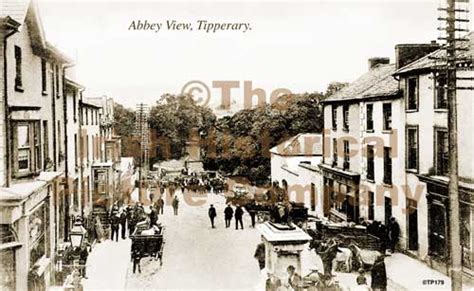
<box><xmin>0</xmin><ymin>1</ymin><xmax>71</xmax><ymax>289</ymax></box>
<box><xmin>394</xmin><ymin>33</ymin><xmax>474</xmax><ymax>280</ymax></box>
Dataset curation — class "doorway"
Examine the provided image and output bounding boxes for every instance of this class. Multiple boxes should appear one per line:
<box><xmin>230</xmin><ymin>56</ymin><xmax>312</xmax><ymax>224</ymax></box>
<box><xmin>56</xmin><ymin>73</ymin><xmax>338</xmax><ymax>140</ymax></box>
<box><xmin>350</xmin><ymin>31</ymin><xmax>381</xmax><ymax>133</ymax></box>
<box><xmin>407</xmin><ymin>198</ymin><xmax>419</xmax><ymax>250</ymax></box>
<box><xmin>384</xmin><ymin>197</ymin><xmax>392</xmax><ymax>225</ymax></box>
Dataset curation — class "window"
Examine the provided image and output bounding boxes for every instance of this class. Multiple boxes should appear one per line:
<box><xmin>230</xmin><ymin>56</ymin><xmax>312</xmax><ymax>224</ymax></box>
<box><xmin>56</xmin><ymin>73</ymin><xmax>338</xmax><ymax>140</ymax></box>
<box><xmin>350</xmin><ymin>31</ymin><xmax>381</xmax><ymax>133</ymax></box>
<box><xmin>43</xmin><ymin>121</ymin><xmax>49</xmax><ymax>169</ymax></box>
<box><xmin>343</xmin><ymin>104</ymin><xmax>349</xmax><ymax>131</ymax></box>
<box><xmin>366</xmin><ymin>104</ymin><xmax>374</xmax><ymax>131</ymax></box>
<box><xmin>383</xmin><ymin>103</ymin><xmax>392</xmax><ymax>130</ymax></box>
<box><xmin>73</xmin><ymin>91</ymin><xmax>77</xmax><ymax>122</ymax></box>
<box><xmin>406</xmin><ymin>126</ymin><xmax>419</xmax><ymax>171</ymax></box>
<box><xmin>17</xmin><ymin>125</ymin><xmax>30</xmax><ymax>171</ymax></box>
<box><xmin>383</xmin><ymin>147</ymin><xmax>392</xmax><ymax>185</ymax></box>
<box><xmin>332</xmin><ymin>105</ymin><xmax>337</xmax><ymax>129</ymax></box>
<box><xmin>368</xmin><ymin>191</ymin><xmax>375</xmax><ymax>220</ymax></box>
<box><xmin>57</xmin><ymin>121</ymin><xmax>63</xmax><ymax>162</ymax></box>
<box><xmin>12</xmin><ymin>122</ymin><xmax>41</xmax><ymax>176</ymax></box>
<box><xmin>367</xmin><ymin>145</ymin><xmax>375</xmax><ymax>181</ymax></box>
<box><xmin>407</xmin><ymin>77</ymin><xmax>418</xmax><ymax>110</ymax></box>
<box><xmin>55</xmin><ymin>65</ymin><xmax>60</xmax><ymax>98</ymax></box>
<box><xmin>343</xmin><ymin>140</ymin><xmax>350</xmax><ymax>170</ymax></box>
<box><xmin>86</xmin><ymin>135</ymin><xmax>89</xmax><ymax>162</ymax></box>
<box><xmin>435</xmin><ymin>71</ymin><xmax>448</xmax><ymax>109</ymax></box>
<box><xmin>14</xmin><ymin>46</ymin><xmax>23</xmax><ymax>91</ymax></box>
<box><xmin>74</xmin><ymin>134</ymin><xmax>78</xmax><ymax>168</ymax></box>
<box><xmin>332</xmin><ymin>138</ymin><xmax>338</xmax><ymax>166</ymax></box>
<box><xmin>41</xmin><ymin>59</ymin><xmax>47</xmax><ymax>94</ymax></box>
<box><xmin>435</xmin><ymin>129</ymin><xmax>449</xmax><ymax>175</ymax></box>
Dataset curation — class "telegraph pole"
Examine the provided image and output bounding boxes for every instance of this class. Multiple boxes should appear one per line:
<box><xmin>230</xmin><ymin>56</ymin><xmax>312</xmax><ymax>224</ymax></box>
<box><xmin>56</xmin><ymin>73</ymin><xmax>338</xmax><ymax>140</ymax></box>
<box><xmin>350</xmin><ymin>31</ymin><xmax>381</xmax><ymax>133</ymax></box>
<box><xmin>134</xmin><ymin>103</ymin><xmax>149</xmax><ymax>203</ymax></box>
<box><xmin>437</xmin><ymin>0</ymin><xmax>471</xmax><ymax>289</ymax></box>
<box><xmin>446</xmin><ymin>0</ymin><xmax>462</xmax><ymax>288</ymax></box>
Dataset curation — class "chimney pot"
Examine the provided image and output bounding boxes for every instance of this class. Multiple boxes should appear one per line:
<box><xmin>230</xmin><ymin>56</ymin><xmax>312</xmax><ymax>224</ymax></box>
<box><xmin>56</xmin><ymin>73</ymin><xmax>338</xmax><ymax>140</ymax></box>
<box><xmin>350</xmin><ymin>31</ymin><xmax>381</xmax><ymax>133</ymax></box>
<box><xmin>368</xmin><ymin>57</ymin><xmax>390</xmax><ymax>70</ymax></box>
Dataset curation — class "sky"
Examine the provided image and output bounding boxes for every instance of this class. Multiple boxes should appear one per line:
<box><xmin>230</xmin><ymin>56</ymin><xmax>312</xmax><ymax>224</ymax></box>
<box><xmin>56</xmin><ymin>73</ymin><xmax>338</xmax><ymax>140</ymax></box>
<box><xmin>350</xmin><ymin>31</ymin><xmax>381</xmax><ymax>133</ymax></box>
<box><xmin>36</xmin><ymin>0</ymin><xmax>473</xmax><ymax>110</ymax></box>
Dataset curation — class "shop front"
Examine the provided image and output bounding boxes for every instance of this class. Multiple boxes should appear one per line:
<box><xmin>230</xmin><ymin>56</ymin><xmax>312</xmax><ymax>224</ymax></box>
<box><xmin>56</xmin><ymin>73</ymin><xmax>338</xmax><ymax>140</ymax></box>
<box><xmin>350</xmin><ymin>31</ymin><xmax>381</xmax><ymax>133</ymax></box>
<box><xmin>420</xmin><ymin>175</ymin><xmax>474</xmax><ymax>281</ymax></box>
<box><xmin>320</xmin><ymin>164</ymin><xmax>360</xmax><ymax>223</ymax></box>
<box><xmin>0</xmin><ymin>173</ymin><xmax>61</xmax><ymax>291</ymax></box>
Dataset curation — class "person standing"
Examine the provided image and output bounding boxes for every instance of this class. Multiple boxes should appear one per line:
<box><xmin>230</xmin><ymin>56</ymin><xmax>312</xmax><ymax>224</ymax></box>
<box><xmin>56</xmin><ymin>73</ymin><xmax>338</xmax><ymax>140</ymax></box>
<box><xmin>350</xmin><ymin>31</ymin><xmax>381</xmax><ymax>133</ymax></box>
<box><xmin>246</xmin><ymin>200</ymin><xmax>257</xmax><ymax>228</ymax></box>
<box><xmin>120</xmin><ymin>210</ymin><xmax>127</xmax><ymax>239</ymax></box>
<box><xmin>388</xmin><ymin>217</ymin><xmax>400</xmax><ymax>253</ymax></box>
<box><xmin>172</xmin><ymin>196</ymin><xmax>179</xmax><ymax>215</ymax></box>
<box><xmin>208</xmin><ymin>204</ymin><xmax>217</xmax><ymax>228</ymax></box>
<box><xmin>79</xmin><ymin>246</ymin><xmax>89</xmax><ymax>279</ymax></box>
<box><xmin>149</xmin><ymin>206</ymin><xmax>158</xmax><ymax>226</ymax></box>
<box><xmin>127</xmin><ymin>209</ymin><xmax>136</xmax><ymax>236</ymax></box>
<box><xmin>235</xmin><ymin>204</ymin><xmax>244</xmax><ymax>230</ymax></box>
<box><xmin>371</xmin><ymin>255</ymin><xmax>388</xmax><ymax>291</ymax></box>
<box><xmin>132</xmin><ymin>251</ymin><xmax>142</xmax><ymax>274</ymax></box>
<box><xmin>224</xmin><ymin>204</ymin><xmax>233</xmax><ymax>228</ymax></box>
<box><xmin>110</xmin><ymin>214</ymin><xmax>120</xmax><ymax>242</ymax></box>
<box><xmin>254</xmin><ymin>242</ymin><xmax>265</xmax><ymax>270</ymax></box>
<box><xmin>156</xmin><ymin>197</ymin><xmax>164</xmax><ymax>214</ymax></box>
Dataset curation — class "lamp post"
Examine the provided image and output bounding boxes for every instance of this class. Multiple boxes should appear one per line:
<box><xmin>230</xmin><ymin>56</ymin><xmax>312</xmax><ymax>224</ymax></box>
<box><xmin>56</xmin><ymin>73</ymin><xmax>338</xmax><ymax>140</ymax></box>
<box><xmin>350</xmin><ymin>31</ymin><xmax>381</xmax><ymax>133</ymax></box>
<box><xmin>69</xmin><ymin>218</ymin><xmax>87</xmax><ymax>249</ymax></box>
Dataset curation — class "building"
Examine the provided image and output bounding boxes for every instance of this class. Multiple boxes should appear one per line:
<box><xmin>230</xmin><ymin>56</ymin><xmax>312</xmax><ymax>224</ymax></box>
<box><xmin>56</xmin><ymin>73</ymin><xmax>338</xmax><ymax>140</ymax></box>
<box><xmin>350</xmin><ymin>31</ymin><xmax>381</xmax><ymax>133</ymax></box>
<box><xmin>320</xmin><ymin>57</ymin><xmax>403</xmax><ymax>225</ymax></box>
<box><xmin>270</xmin><ymin>133</ymin><xmax>323</xmax><ymax>215</ymax></box>
<box><xmin>0</xmin><ymin>1</ymin><xmax>72</xmax><ymax>289</ymax></box>
<box><xmin>394</xmin><ymin>33</ymin><xmax>474</xmax><ymax>280</ymax></box>
<box><xmin>83</xmin><ymin>96</ymin><xmax>122</xmax><ymax>225</ymax></box>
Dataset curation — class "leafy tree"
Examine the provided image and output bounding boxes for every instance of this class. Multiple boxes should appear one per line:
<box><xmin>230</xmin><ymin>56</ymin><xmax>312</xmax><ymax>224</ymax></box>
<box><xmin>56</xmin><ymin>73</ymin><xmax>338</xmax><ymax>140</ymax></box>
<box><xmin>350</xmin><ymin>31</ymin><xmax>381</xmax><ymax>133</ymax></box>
<box><xmin>113</xmin><ymin>103</ymin><xmax>137</xmax><ymax>157</ymax></box>
<box><xmin>148</xmin><ymin>94</ymin><xmax>216</xmax><ymax>162</ymax></box>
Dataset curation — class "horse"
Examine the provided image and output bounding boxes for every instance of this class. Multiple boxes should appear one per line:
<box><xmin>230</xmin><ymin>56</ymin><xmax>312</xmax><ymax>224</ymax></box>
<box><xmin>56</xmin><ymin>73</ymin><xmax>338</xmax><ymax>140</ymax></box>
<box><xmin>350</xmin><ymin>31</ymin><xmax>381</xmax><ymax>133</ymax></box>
<box><xmin>308</xmin><ymin>239</ymin><xmax>353</xmax><ymax>274</ymax></box>
<box><xmin>347</xmin><ymin>243</ymin><xmax>381</xmax><ymax>271</ymax></box>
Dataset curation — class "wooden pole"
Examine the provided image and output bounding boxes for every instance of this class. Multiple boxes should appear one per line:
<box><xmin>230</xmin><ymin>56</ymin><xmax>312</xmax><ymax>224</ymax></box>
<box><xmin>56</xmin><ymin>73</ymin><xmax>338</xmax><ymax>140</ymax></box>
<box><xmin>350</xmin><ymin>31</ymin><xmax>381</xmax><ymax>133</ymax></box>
<box><xmin>446</xmin><ymin>0</ymin><xmax>462</xmax><ymax>289</ymax></box>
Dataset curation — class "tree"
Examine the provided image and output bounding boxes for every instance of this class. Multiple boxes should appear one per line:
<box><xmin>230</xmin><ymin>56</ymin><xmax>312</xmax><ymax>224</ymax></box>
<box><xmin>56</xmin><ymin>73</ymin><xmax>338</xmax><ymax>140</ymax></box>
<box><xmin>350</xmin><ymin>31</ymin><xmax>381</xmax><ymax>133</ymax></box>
<box><xmin>203</xmin><ymin>92</ymin><xmax>325</xmax><ymax>184</ymax></box>
<box><xmin>148</xmin><ymin>94</ymin><xmax>216</xmax><ymax>161</ymax></box>
<box><xmin>113</xmin><ymin>103</ymin><xmax>137</xmax><ymax>157</ymax></box>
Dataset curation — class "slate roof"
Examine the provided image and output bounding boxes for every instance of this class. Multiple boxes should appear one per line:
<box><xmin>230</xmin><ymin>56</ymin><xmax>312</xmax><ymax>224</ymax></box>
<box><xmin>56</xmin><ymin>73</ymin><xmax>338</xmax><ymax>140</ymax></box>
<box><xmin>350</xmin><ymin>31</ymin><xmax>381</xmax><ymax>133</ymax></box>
<box><xmin>324</xmin><ymin>63</ymin><xmax>399</xmax><ymax>103</ymax></box>
<box><xmin>395</xmin><ymin>32</ymin><xmax>474</xmax><ymax>75</ymax></box>
<box><xmin>0</xmin><ymin>0</ymin><xmax>30</xmax><ymax>26</ymax></box>
<box><xmin>270</xmin><ymin>133</ymin><xmax>323</xmax><ymax>156</ymax></box>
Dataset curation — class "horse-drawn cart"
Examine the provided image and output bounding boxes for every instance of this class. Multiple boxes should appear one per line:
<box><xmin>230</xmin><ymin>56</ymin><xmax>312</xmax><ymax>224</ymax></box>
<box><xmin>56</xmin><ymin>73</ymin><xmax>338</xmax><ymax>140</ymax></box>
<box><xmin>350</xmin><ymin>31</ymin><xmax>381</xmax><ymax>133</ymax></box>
<box><xmin>130</xmin><ymin>222</ymin><xmax>165</xmax><ymax>265</ymax></box>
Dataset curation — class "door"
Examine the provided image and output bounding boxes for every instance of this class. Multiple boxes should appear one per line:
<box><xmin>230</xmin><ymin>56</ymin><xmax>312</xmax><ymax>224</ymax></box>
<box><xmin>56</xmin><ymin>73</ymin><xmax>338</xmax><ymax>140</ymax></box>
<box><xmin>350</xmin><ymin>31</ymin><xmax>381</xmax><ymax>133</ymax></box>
<box><xmin>310</xmin><ymin>183</ymin><xmax>316</xmax><ymax>211</ymax></box>
<box><xmin>429</xmin><ymin>202</ymin><xmax>447</xmax><ymax>259</ymax></box>
<box><xmin>384</xmin><ymin>197</ymin><xmax>392</xmax><ymax>225</ymax></box>
<box><xmin>407</xmin><ymin>199</ymin><xmax>419</xmax><ymax>250</ymax></box>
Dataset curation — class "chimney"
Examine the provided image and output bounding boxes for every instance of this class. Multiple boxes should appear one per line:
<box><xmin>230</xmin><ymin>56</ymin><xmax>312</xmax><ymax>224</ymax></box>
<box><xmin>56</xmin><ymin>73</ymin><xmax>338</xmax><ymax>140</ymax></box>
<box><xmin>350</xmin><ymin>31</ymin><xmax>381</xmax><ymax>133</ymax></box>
<box><xmin>368</xmin><ymin>57</ymin><xmax>390</xmax><ymax>70</ymax></box>
<box><xmin>395</xmin><ymin>42</ymin><xmax>440</xmax><ymax>69</ymax></box>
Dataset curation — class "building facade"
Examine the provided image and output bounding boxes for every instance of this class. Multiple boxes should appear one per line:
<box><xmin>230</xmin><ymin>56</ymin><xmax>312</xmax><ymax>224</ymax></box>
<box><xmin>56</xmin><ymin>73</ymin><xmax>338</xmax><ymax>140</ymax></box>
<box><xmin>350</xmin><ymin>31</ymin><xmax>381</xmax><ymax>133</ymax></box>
<box><xmin>270</xmin><ymin>133</ymin><xmax>323</xmax><ymax>215</ymax></box>
<box><xmin>394</xmin><ymin>34</ymin><xmax>474</xmax><ymax>279</ymax></box>
<box><xmin>0</xmin><ymin>1</ymin><xmax>70</xmax><ymax>289</ymax></box>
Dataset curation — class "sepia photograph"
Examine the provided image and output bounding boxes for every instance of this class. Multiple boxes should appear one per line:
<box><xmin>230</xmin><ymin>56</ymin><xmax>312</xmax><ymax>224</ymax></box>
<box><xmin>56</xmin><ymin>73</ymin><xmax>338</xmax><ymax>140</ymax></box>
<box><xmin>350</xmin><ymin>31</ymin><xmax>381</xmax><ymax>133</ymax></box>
<box><xmin>0</xmin><ymin>0</ymin><xmax>473</xmax><ymax>290</ymax></box>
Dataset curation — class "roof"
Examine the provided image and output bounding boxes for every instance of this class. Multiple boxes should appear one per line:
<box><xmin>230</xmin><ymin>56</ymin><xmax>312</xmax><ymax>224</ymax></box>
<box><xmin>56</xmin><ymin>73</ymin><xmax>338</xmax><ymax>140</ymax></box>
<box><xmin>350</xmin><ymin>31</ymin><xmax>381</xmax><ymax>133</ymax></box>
<box><xmin>324</xmin><ymin>63</ymin><xmax>399</xmax><ymax>103</ymax></box>
<box><xmin>270</xmin><ymin>133</ymin><xmax>322</xmax><ymax>156</ymax></box>
<box><xmin>0</xmin><ymin>0</ymin><xmax>72</xmax><ymax>64</ymax></box>
<box><xmin>65</xmin><ymin>77</ymin><xmax>85</xmax><ymax>90</ymax></box>
<box><xmin>395</xmin><ymin>32</ymin><xmax>474</xmax><ymax>75</ymax></box>
<box><xmin>82</xmin><ymin>98</ymin><xmax>102</xmax><ymax>108</ymax></box>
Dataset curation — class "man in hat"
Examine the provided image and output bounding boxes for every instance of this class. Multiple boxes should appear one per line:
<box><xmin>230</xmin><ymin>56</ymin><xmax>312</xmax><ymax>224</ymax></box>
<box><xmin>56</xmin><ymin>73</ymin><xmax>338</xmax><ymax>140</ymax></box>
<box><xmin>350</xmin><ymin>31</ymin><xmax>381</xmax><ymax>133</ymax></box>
<box><xmin>208</xmin><ymin>204</ymin><xmax>217</xmax><ymax>228</ymax></box>
<box><xmin>235</xmin><ymin>204</ymin><xmax>244</xmax><ymax>230</ymax></box>
<box><xmin>224</xmin><ymin>204</ymin><xmax>234</xmax><ymax>228</ymax></box>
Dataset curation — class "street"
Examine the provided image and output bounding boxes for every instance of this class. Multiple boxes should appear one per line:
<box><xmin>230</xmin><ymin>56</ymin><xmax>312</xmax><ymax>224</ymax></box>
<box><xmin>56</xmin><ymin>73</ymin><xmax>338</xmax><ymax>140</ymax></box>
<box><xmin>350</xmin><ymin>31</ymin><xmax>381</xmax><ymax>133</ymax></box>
<box><xmin>84</xmin><ymin>190</ymin><xmax>263</xmax><ymax>290</ymax></box>
<box><xmin>81</xmin><ymin>187</ymin><xmax>460</xmax><ymax>291</ymax></box>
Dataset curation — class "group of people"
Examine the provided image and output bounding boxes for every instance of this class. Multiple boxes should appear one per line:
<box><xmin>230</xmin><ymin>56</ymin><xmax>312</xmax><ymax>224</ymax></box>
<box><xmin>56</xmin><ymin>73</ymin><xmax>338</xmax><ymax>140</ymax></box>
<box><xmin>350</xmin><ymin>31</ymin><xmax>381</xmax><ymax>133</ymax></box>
<box><xmin>363</xmin><ymin>217</ymin><xmax>400</xmax><ymax>253</ymax></box>
<box><xmin>207</xmin><ymin>203</ymin><xmax>249</xmax><ymax>229</ymax></box>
